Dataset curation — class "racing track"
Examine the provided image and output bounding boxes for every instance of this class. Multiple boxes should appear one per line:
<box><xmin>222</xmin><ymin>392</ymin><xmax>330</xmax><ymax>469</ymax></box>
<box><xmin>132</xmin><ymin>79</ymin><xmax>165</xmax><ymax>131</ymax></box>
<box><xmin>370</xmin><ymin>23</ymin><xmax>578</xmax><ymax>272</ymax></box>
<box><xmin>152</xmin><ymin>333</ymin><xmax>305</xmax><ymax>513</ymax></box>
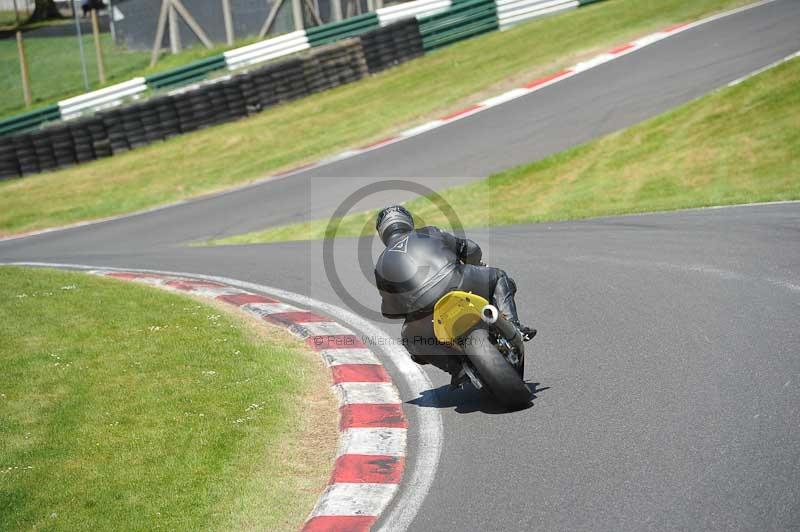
<box><xmin>2</xmin><ymin>1</ymin><xmax>800</xmax><ymax>530</ymax></box>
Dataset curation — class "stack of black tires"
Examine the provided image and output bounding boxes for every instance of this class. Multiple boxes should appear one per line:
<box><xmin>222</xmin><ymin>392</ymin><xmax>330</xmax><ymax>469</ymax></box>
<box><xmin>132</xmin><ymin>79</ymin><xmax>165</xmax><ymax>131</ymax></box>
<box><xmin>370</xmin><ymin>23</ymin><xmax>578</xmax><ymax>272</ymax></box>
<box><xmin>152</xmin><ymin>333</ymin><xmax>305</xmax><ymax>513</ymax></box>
<box><xmin>305</xmin><ymin>39</ymin><xmax>369</xmax><ymax>93</ymax></box>
<box><xmin>361</xmin><ymin>18</ymin><xmax>424</xmax><ymax>74</ymax></box>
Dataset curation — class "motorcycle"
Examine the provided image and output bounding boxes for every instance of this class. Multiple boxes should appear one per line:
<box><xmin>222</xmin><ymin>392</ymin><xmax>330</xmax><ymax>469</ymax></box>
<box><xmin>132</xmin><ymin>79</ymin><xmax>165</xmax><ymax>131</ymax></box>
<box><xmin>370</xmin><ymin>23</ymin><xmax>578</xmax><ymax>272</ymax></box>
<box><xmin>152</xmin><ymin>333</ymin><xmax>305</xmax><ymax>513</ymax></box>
<box><xmin>432</xmin><ymin>290</ymin><xmax>531</xmax><ymax>409</ymax></box>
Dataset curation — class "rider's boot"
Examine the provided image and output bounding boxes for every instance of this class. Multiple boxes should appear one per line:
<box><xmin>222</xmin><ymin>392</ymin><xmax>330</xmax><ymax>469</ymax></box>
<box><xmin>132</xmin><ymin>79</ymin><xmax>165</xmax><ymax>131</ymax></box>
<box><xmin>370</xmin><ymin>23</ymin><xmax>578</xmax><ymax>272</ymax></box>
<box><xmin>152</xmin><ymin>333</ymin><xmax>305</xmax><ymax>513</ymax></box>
<box><xmin>511</xmin><ymin>319</ymin><xmax>537</xmax><ymax>342</ymax></box>
<box><xmin>492</xmin><ymin>271</ymin><xmax>536</xmax><ymax>341</ymax></box>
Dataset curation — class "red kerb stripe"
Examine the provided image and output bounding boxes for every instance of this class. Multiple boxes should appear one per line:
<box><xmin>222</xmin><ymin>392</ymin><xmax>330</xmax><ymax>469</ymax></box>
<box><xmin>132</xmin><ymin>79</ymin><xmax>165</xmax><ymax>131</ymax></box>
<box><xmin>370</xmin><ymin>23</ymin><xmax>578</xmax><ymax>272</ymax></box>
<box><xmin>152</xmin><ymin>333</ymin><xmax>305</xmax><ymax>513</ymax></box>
<box><xmin>216</xmin><ymin>293</ymin><xmax>279</xmax><ymax>306</ymax></box>
<box><xmin>331</xmin><ymin>364</ymin><xmax>390</xmax><ymax>384</ymax></box>
<box><xmin>522</xmin><ymin>69</ymin><xmax>571</xmax><ymax>89</ymax></box>
<box><xmin>609</xmin><ymin>43</ymin><xmax>634</xmax><ymax>54</ymax></box>
<box><xmin>302</xmin><ymin>516</ymin><xmax>376</xmax><ymax>532</ymax></box>
<box><xmin>440</xmin><ymin>104</ymin><xmax>481</xmax><ymax>121</ymax></box>
<box><xmin>340</xmin><ymin>403</ymin><xmax>408</xmax><ymax>430</ymax></box>
<box><xmin>265</xmin><ymin>311</ymin><xmax>329</xmax><ymax>325</ymax></box>
<box><xmin>105</xmin><ymin>272</ymin><xmax>144</xmax><ymax>280</ymax></box>
<box><xmin>663</xmin><ymin>22</ymin><xmax>688</xmax><ymax>33</ymax></box>
<box><xmin>164</xmin><ymin>279</ymin><xmax>226</xmax><ymax>291</ymax></box>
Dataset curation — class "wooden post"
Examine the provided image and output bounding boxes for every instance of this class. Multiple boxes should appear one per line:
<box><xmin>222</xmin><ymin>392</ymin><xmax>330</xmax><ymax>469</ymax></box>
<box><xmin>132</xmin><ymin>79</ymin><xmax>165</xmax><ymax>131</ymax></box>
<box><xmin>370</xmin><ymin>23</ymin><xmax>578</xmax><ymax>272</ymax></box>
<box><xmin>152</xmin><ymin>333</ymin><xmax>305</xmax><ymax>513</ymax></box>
<box><xmin>90</xmin><ymin>9</ymin><xmax>106</xmax><ymax>84</ymax></box>
<box><xmin>258</xmin><ymin>0</ymin><xmax>285</xmax><ymax>38</ymax></box>
<box><xmin>170</xmin><ymin>0</ymin><xmax>214</xmax><ymax>49</ymax></box>
<box><xmin>304</xmin><ymin>0</ymin><xmax>322</xmax><ymax>25</ymax></box>
<box><xmin>72</xmin><ymin>0</ymin><xmax>91</xmax><ymax>90</ymax></box>
<box><xmin>150</xmin><ymin>0</ymin><xmax>171</xmax><ymax>67</ymax></box>
<box><xmin>221</xmin><ymin>0</ymin><xmax>234</xmax><ymax>45</ymax></box>
<box><xmin>330</xmin><ymin>0</ymin><xmax>342</xmax><ymax>22</ymax></box>
<box><xmin>168</xmin><ymin>2</ymin><xmax>182</xmax><ymax>54</ymax></box>
<box><xmin>16</xmin><ymin>31</ymin><xmax>32</xmax><ymax>108</ymax></box>
<box><xmin>291</xmin><ymin>0</ymin><xmax>303</xmax><ymax>31</ymax></box>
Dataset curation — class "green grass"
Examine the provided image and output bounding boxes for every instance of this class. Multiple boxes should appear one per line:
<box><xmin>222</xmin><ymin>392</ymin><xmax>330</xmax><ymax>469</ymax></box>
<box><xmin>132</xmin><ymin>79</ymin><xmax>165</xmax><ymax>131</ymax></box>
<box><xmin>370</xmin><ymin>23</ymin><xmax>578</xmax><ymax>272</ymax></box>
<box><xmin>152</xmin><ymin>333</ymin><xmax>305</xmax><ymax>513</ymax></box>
<box><xmin>0</xmin><ymin>0</ymin><xmax>755</xmax><ymax>237</ymax></box>
<box><xmin>0</xmin><ymin>10</ymin><xmax>22</xmax><ymax>29</ymax></box>
<box><xmin>0</xmin><ymin>31</ymin><xmax>264</xmax><ymax>120</ymax></box>
<box><xmin>1</xmin><ymin>33</ymin><xmax>149</xmax><ymax>118</ymax></box>
<box><xmin>207</xmin><ymin>55</ymin><xmax>800</xmax><ymax>245</ymax></box>
<box><xmin>0</xmin><ymin>266</ymin><xmax>336</xmax><ymax>531</ymax></box>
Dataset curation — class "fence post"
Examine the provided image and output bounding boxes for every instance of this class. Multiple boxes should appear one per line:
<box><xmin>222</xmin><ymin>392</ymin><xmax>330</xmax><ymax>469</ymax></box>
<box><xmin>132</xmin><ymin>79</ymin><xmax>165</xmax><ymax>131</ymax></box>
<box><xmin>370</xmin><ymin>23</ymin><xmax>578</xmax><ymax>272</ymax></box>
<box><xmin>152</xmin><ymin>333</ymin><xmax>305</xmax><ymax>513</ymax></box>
<box><xmin>331</xmin><ymin>0</ymin><xmax>342</xmax><ymax>21</ymax></box>
<box><xmin>72</xmin><ymin>0</ymin><xmax>91</xmax><ymax>91</ymax></box>
<box><xmin>168</xmin><ymin>2</ymin><xmax>182</xmax><ymax>54</ymax></box>
<box><xmin>221</xmin><ymin>0</ymin><xmax>234</xmax><ymax>45</ymax></box>
<box><xmin>91</xmin><ymin>9</ymin><xmax>107</xmax><ymax>84</ymax></box>
<box><xmin>291</xmin><ymin>0</ymin><xmax>304</xmax><ymax>31</ymax></box>
<box><xmin>16</xmin><ymin>31</ymin><xmax>32</xmax><ymax>108</ymax></box>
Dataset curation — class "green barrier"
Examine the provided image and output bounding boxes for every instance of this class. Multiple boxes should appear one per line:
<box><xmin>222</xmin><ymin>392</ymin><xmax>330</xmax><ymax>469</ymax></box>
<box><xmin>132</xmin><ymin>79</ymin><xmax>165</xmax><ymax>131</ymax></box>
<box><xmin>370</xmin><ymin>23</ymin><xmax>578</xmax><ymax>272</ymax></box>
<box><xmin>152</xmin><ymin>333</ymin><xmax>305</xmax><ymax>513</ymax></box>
<box><xmin>0</xmin><ymin>104</ymin><xmax>61</xmax><ymax>136</ymax></box>
<box><xmin>578</xmin><ymin>0</ymin><xmax>606</xmax><ymax>4</ymax></box>
<box><xmin>146</xmin><ymin>54</ymin><xmax>227</xmax><ymax>90</ymax></box>
<box><xmin>306</xmin><ymin>12</ymin><xmax>380</xmax><ymax>47</ymax></box>
<box><xmin>419</xmin><ymin>0</ymin><xmax>498</xmax><ymax>51</ymax></box>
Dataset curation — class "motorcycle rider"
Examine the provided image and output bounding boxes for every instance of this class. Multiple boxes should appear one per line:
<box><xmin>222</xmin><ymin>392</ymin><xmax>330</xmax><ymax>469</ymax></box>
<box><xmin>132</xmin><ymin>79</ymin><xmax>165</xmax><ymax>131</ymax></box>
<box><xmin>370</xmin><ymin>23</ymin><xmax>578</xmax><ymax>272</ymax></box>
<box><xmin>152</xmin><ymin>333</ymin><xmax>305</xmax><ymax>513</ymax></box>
<box><xmin>373</xmin><ymin>205</ymin><xmax>535</xmax><ymax>377</ymax></box>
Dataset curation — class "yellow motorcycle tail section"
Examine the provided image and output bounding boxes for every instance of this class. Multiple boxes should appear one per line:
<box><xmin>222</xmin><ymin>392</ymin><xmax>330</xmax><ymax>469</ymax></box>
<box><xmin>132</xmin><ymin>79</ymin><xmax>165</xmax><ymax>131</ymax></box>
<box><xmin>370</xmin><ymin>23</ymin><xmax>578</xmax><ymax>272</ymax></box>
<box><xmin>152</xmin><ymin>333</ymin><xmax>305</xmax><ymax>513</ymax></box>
<box><xmin>433</xmin><ymin>290</ymin><xmax>491</xmax><ymax>344</ymax></box>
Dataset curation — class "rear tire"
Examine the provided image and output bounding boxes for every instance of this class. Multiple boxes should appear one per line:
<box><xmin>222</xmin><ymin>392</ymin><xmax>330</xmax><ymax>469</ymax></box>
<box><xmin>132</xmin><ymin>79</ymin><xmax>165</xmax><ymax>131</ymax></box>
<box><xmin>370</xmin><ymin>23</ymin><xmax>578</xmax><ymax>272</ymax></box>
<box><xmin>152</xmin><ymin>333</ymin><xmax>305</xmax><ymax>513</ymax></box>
<box><xmin>464</xmin><ymin>328</ymin><xmax>531</xmax><ymax>410</ymax></box>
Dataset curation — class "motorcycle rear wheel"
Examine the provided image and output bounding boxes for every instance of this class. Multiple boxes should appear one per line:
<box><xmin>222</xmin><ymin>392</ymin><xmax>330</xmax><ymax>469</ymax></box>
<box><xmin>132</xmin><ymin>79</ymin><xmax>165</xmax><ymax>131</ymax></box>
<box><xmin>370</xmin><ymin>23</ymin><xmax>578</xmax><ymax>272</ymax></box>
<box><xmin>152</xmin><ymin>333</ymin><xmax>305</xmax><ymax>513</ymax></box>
<box><xmin>464</xmin><ymin>328</ymin><xmax>531</xmax><ymax>410</ymax></box>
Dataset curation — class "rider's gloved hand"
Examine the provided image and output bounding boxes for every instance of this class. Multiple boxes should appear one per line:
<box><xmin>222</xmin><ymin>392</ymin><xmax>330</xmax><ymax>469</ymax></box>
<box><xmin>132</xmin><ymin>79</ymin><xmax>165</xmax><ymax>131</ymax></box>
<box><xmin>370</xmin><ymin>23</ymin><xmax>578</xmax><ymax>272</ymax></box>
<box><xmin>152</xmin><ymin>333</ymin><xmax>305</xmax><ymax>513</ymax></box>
<box><xmin>457</xmin><ymin>238</ymin><xmax>483</xmax><ymax>265</ymax></box>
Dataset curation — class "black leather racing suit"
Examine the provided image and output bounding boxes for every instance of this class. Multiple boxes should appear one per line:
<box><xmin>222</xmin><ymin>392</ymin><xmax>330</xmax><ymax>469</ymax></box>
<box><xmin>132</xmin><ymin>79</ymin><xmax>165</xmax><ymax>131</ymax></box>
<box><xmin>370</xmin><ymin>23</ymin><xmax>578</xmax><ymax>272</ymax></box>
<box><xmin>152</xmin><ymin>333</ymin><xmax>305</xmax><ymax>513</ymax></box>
<box><xmin>374</xmin><ymin>226</ymin><xmax>520</xmax><ymax>372</ymax></box>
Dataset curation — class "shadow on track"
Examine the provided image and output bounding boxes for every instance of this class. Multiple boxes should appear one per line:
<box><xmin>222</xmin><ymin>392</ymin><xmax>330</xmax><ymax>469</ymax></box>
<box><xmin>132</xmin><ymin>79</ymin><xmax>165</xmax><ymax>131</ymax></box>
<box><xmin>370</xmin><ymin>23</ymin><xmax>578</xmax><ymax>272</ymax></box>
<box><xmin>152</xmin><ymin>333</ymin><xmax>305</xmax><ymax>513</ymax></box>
<box><xmin>407</xmin><ymin>382</ymin><xmax>549</xmax><ymax>414</ymax></box>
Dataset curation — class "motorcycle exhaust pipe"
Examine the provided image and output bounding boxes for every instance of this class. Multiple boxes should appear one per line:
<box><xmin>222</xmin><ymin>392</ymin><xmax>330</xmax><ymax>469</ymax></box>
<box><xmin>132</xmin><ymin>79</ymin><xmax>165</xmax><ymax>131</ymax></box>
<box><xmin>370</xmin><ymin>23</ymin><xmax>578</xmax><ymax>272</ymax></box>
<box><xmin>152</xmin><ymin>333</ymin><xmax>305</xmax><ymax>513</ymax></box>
<box><xmin>481</xmin><ymin>304</ymin><xmax>524</xmax><ymax>354</ymax></box>
<box><xmin>481</xmin><ymin>305</ymin><xmax>499</xmax><ymax>324</ymax></box>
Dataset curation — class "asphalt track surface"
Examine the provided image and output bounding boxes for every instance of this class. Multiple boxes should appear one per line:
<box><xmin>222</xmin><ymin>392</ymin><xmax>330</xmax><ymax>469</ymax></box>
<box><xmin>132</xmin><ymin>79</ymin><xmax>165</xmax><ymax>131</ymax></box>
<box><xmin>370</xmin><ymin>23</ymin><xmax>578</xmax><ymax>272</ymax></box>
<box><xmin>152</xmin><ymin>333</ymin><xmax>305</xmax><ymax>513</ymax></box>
<box><xmin>2</xmin><ymin>1</ymin><xmax>799</xmax><ymax>530</ymax></box>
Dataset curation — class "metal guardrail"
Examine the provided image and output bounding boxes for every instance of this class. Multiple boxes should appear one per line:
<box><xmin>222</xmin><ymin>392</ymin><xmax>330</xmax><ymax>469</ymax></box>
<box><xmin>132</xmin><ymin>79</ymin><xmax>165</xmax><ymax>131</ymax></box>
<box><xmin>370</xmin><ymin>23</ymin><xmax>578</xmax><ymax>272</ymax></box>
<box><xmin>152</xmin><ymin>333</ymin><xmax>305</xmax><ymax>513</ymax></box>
<box><xmin>145</xmin><ymin>55</ymin><xmax>228</xmax><ymax>90</ymax></box>
<box><xmin>418</xmin><ymin>0</ymin><xmax>498</xmax><ymax>51</ymax></box>
<box><xmin>58</xmin><ymin>78</ymin><xmax>149</xmax><ymax>121</ymax></box>
<box><xmin>306</xmin><ymin>12</ymin><xmax>380</xmax><ymax>47</ymax></box>
<box><xmin>223</xmin><ymin>31</ymin><xmax>310</xmax><ymax>70</ymax></box>
<box><xmin>496</xmin><ymin>0</ymin><xmax>577</xmax><ymax>29</ymax></box>
<box><xmin>0</xmin><ymin>105</ymin><xmax>62</xmax><ymax>136</ymax></box>
<box><xmin>376</xmin><ymin>0</ymin><xmax>453</xmax><ymax>26</ymax></box>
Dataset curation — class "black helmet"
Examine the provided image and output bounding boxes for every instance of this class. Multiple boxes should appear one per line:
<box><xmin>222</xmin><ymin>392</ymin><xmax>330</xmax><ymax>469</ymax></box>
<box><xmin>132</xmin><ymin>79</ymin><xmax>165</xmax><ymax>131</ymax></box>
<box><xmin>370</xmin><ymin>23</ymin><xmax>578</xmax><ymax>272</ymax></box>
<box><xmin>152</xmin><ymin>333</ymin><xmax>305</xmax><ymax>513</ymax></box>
<box><xmin>376</xmin><ymin>205</ymin><xmax>414</xmax><ymax>245</ymax></box>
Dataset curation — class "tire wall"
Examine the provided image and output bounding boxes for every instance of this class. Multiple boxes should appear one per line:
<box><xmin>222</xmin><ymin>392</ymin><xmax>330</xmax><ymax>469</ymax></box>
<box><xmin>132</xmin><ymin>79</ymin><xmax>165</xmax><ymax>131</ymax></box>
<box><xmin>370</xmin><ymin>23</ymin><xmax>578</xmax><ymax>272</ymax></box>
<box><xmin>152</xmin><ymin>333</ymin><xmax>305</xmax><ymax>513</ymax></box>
<box><xmin>0</xmin><ymin>21</ymin><xmax>420</xmax><ymax>181</ymax></box>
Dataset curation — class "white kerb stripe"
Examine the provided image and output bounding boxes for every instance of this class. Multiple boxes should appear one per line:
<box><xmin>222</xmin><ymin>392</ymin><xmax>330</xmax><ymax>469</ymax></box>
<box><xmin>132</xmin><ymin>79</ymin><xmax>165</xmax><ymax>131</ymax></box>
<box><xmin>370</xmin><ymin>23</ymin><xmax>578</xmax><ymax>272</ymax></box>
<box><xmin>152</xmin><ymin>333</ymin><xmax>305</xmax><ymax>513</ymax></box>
<box><xmin>573</xmin><ymin>53</ymin><xmax>615</xmax><ymax>73</ymax></box>
<box><xmin>105</xmin><ymin>273</ymin><xmax>168</xmax><ymax>287</ymax></box>
<box><xmin>334</xmin><ymin>382</ymin><xmax>401</xmax><ymax>405</ymax></box>
<box><xmin>182</xmin><ymin>286</ymin><xmax>242</xmax><ymax>298</ymax></box>
<box><xmin>241</xmin><ymin>302</ymin><xmax>302</xmax><ymax>316</ymax></box>
<box><xmin>634</xmin><ymin>32</ymin><xmax>668</xmax><ymax>48</ymax></box>
<box><xmin>310</xmin><ymin>483</ymin><xmax>399</xmax><ymax>517</ymax></box>
<box><xmin>338</xmin><ymin>427</ymin><xmax>407</xmax><ymax>457</ymax></box>
<box><xmin>320</xmin><ymin>348</ymin><xmax>380</xmax><ymax>366</ymax></box>
<box><xmin>301</xmin><ymin>321</ymin><xmax>354</xmax><ymax>336</ymax></box>
<box><xmin>480</xmin><ymin>88</ymin><xmax>531</xmax><ymax>108</ymax></box>
<box><xmin>400</xmin><ymin>120</ymin><xmax>444</xmax><ymax>138</ymax></box>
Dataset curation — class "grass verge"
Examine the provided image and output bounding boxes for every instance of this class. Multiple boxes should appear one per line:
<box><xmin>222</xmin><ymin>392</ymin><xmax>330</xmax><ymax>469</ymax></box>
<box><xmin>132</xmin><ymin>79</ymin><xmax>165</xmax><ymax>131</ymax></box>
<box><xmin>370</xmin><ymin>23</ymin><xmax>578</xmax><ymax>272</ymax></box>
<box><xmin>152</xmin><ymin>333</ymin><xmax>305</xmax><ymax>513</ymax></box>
<box><xmin>0</xmin><ymin>266</ymin><xmax>337</xmax><ymax>531</ymax></box>
<box><xmin>207</xmin><ymin>54</ymin><xmax>800</xmax><ymax>245</ymax></box>
<box><xmin>0</xmin><ymin>0</ymin><xmax>753</xmax><ymax>237</ymax></box>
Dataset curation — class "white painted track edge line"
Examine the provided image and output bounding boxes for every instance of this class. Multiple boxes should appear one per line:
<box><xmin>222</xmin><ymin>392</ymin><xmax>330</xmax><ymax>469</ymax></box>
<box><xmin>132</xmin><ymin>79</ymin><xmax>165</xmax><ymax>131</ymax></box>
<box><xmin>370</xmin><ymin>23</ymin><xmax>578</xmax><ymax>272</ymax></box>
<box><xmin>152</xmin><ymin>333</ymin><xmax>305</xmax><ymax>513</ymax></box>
<box><xmin>4</xmin><ymin>262</ymin><xmax>442</xmax><ymax>532</ymax></box>
<box><xmin>727</xmin><ymin>49</ymin><xmax>800</xmax><ymax>86</ymax></box>
<box><xmin>0</xmin><ymin>0</ymin><xmax>779</xmax><ymax>246</ymax></box>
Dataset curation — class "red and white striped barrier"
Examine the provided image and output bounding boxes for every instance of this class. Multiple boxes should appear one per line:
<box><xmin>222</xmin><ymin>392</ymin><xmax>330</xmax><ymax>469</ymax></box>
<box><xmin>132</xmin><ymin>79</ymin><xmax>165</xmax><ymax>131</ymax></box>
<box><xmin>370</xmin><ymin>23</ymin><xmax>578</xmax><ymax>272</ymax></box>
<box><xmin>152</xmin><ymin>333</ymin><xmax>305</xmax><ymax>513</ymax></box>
<box><xmin>92</xmin><ymin>270</ymin><xmax>407</xmax><ymax>532</ymax></box>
